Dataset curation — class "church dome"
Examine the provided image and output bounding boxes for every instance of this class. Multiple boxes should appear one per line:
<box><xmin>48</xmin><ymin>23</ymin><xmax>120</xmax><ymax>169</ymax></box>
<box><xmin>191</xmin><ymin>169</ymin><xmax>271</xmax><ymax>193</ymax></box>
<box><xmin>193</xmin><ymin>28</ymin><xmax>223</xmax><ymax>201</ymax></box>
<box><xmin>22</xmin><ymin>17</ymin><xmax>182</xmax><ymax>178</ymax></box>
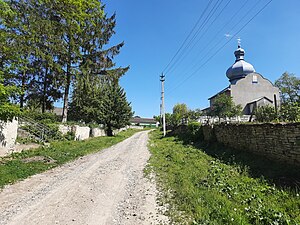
<box><xmin>226</xmin><ymin>45</ymin><xmax>255</xmax><ymax>82</ymax></box>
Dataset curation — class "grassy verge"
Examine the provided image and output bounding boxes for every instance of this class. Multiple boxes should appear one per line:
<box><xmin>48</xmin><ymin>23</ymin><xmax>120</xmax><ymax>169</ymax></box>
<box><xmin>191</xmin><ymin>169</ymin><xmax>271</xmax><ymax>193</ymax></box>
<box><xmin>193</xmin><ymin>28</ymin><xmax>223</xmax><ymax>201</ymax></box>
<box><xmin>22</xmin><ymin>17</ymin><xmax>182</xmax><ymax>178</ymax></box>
<box><xmin>0</xmin><ymin>129</ymin><xmax>141</xmax><ymax>188</ymax></box>
<box><xmin>148</xmin><ymin>130</ymin><xmax>300</xmax><ymax>225</ymax></box>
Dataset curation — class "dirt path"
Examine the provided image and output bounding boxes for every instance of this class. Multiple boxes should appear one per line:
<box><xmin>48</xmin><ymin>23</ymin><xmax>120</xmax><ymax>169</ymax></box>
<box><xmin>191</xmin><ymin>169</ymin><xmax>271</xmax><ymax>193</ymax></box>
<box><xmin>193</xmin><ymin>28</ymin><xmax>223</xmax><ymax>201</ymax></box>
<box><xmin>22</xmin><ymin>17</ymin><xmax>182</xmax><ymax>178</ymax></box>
<box><xmin>0</xmin><ymin>131</ymin><xmax>168</xmax><ymax>225</ymax></box>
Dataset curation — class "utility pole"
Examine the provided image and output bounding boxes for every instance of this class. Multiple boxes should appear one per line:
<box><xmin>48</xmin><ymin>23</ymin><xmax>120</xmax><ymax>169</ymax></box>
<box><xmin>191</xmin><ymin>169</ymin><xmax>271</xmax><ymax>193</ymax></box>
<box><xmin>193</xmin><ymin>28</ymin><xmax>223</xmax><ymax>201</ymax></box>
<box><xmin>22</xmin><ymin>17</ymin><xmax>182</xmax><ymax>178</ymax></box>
<box><xmin>160</xmin><ymin>73</ymin><xmax>166</xmax><ymax>136</ymax></box>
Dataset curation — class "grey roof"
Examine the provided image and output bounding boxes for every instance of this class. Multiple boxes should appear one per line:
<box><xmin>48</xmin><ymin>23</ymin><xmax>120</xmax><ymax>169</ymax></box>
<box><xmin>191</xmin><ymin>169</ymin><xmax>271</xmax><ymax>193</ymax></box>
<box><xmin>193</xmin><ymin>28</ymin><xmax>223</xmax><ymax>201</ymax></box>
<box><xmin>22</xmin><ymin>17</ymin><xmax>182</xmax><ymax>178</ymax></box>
<box><xmin>208</xmin><ymin>86</ymin><xmax>230</xmax><ymax>100</ymax></box>
<box><xmin>130</xmin><ymin>117</ymin><xmax>156</xmax><ymax>124</ymax></box>
<box><xmin>247</xmin><ymin>96</ymin><xmax>273</xmax><ymax>104</ymax></box>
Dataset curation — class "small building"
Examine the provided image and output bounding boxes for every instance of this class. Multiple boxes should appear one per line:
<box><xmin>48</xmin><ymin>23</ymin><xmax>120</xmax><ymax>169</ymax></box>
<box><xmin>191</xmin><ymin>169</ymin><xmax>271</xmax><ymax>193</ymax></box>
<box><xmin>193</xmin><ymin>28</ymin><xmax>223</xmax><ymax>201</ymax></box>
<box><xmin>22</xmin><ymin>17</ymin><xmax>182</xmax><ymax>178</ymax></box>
<box><xmin>208</xmin><ymin>44</ymin><xmax>280</xmax><ymax>115</ymax></box>
<box><xmin>130</xmin><ymin>116</ymin><xmax>158</xmax><ymax>128</ymax></box>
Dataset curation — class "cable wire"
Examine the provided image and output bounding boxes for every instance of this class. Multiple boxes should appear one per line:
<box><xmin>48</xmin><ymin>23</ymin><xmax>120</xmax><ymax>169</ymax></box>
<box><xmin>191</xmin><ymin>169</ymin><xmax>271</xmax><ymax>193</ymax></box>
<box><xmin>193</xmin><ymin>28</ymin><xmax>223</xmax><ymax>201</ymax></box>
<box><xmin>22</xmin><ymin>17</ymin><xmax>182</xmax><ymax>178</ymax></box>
<box><xmin>166</xmin><ymin>0</ymin><xmax>273</xmax><ymax>96</ymax></box>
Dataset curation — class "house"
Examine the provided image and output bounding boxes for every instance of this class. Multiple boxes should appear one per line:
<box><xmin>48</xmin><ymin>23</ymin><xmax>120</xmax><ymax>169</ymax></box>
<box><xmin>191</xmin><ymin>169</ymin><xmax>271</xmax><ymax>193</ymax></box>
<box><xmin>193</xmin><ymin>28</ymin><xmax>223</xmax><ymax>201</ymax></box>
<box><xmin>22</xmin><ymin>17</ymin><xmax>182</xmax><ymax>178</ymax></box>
<box><xmin>130</xmin><ymin>116</ymin><xmax>159</xmax><ymax>127</ymax></box>
<box><xmin>208</xmin><ymin>44</ymin><xmax>280</xmax><ymax>115</ymax></box>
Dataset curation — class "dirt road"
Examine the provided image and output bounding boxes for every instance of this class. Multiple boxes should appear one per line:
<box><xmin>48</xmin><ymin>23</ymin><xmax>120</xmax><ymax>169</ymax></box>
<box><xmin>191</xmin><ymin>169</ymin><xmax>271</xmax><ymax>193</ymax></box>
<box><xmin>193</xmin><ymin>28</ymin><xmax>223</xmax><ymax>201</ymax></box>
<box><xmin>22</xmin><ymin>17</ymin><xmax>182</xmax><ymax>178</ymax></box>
<box><xmin>0</xmin><ymin>131</ymin><xmax>168</xmax><ymax>225</ymax></box>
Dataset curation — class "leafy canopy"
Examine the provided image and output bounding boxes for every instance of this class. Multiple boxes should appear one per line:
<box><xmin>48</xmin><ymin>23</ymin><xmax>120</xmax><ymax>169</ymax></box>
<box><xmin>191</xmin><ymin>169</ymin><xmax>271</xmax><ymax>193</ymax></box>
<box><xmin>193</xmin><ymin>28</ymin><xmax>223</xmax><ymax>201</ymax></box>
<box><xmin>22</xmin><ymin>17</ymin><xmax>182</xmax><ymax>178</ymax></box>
<box><xmin>275</xmin><ymin>72</ymin><xmax>300</xmax><ymax>104</ymax></box>
<box><xmin>210</xmin><ymin>93</ymin><xmax>242</xmax><ymax>119</ymax></box>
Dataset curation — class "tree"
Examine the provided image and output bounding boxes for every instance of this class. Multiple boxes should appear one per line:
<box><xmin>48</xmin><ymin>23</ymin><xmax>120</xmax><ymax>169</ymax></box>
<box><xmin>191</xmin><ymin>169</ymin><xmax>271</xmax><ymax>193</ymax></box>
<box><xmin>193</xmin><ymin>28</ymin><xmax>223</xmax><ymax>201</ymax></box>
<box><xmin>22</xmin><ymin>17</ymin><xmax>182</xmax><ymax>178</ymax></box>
<box><xmin>210</xmin><ymin>94</ymin><xmax>242</xmax><ymax>120</ymax></box>
<box><xmin>187</xmin><ymin>108</ymin><xmax>202</xmax><ymax>122</ymax></box>
<box><xmin>275</xmin><ymin>72</ymin><xmax>300</xmax><ymax>104</ymax></box>
<box><xmin>279</xmin><ymin>102</ymin><xmax>300</xmax><ymax>122</ymax></box>
<box><xmin>172</xmin><ymin>103</ymin><xmax>188</xmax><ymax>127</ymax></box>
<box><xmin>68</xmin><ymin>74</ymin><xmax>103</xmax><ymax>123</ymax></box>
<box><xmin>0</xmin><ymin>73</ymin><xmax>20</xmax><ymax>121</ymax></box>
<box><xmin>1</xmin><ymin>0</ymin><xmax>63</xmax><ymax>111</ymax></box>
<box><xmin>59</xmin><ymin>0</ymin><xmax>128</xmax><ymax>122</ymax></box>
<box><xmin>100</xmin><ymin>80</ymin><xmax>133</xmax><ymax>136</ymax></box>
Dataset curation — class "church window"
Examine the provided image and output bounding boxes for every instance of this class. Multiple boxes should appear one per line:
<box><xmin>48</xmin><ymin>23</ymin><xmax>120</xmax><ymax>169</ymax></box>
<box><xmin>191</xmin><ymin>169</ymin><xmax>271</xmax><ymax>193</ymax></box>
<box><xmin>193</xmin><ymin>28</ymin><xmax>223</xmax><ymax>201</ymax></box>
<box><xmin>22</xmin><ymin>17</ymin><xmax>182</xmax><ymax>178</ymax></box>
<box><xmin>252</xmin><ymin>75</ymin><xmax>258</xmax><ymax>83</ymax></box>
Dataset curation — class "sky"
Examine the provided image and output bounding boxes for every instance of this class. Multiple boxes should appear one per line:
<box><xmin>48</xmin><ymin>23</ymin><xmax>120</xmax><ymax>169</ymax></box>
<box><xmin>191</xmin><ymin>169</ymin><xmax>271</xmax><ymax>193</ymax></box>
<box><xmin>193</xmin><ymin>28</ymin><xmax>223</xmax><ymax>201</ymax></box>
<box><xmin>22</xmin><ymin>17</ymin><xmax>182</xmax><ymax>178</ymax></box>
<box><xmin>100</xmin><ymin>0</ymin><xmax>300</xmax><ymax>118</ymax></box>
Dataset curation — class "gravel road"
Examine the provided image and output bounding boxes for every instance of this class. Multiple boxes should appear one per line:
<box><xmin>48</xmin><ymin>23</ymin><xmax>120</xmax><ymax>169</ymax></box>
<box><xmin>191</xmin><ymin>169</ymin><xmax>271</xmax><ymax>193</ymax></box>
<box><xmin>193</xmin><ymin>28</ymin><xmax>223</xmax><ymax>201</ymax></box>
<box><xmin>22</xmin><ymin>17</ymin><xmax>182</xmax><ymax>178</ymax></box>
<box><xmin>0</xmin><ymin>131</ymin><xmax>168</xmax><ymax>225</ymax></box>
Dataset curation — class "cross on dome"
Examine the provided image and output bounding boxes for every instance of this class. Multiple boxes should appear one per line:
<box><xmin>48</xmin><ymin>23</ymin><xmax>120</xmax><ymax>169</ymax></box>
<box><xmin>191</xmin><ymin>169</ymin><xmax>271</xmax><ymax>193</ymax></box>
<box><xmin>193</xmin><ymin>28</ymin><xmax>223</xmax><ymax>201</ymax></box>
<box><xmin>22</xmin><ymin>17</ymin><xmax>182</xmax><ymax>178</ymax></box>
<box><xmin>237</xmin><ymin>37</ymin><xmax>242</xmax><ymax>48</ymax></box>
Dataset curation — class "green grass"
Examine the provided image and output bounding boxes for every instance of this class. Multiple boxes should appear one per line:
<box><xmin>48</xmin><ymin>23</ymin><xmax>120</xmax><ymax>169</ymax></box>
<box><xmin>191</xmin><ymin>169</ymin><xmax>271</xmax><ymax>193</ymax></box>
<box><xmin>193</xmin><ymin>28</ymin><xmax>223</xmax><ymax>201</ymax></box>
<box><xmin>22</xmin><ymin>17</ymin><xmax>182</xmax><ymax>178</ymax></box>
<box><xmin>148</xmin><ymin>130</ymin><xmax>300</xmax><ymax>225</ymax></box>
<box><xmin>0</xmin><ymin>129</ymin><xmax>140</xmax><ymax>188</ymax></box>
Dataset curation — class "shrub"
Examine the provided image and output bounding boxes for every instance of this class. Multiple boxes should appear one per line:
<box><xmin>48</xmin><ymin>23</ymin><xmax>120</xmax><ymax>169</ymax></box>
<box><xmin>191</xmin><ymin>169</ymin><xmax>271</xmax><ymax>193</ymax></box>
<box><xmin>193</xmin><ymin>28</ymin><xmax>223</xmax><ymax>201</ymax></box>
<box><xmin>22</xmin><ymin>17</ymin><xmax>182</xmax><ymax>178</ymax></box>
<box><xmin>187</xmin><ymin>122</ymin><xmax>203</xmax><ymax>141</ymax></box>
<box><xmin>23</xmin><ymin>111</ymin><xmax>59</xmax><ymax>124</ymax></box>
<box><xmin>254</xmin><ymin>106</ymin><xmax>278</xmax><ymax>122</ymax></box>
<box><xmin>279</xmin><ymin>102</ymin><xmax>300</xmax><ymax>122</ymax></box>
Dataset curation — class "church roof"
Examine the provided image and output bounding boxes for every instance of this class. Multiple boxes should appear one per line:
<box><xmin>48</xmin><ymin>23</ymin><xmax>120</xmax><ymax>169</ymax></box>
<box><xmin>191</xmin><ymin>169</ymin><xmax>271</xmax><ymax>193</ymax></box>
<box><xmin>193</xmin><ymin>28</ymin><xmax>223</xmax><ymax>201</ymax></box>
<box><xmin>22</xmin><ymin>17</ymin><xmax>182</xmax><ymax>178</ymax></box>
<box><xmin>226</xmin><ymin>45</ymin><xmax>255</xmax><ymax>82</ymax></box>
<box><xmin>247</xmin><ymin>96</ymin><xmax>273</xmax><ymax>104</ymax></box>
<box><xmin>208</xmin><ymin>86</ymin><xmax>230</xmax><ymax>100</ymax></box>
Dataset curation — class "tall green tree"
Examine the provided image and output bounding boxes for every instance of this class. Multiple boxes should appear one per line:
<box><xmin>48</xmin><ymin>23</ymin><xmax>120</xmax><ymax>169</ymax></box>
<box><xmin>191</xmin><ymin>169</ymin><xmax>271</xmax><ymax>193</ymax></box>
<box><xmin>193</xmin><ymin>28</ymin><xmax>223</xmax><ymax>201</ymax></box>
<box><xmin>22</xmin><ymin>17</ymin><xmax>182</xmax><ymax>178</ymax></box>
<box><xmin>69</xmin><ymin>76</ymin><xmax>133</xmax><ymax>136</ymax></box>
<box><xmin>100</xmin><ymin>80</ymin><xmax>133</xmax><ymax>136</ymax></box>
<box><xmin>275</xmin><ymin>72</ymin><xmax>300</xmax><ymax>104</ymax></box>
<box><xmin>1</xmin><ymin>0</ymin><xmax>63</xmax><ymax>111</ymax></box>
<box><xmin>172</xmin><ymin>103</ymin><xmax>188</xmax><ymax>127</ymax></box>
<box><xmin>0</xmin><ymin>73</ymin><xmax>20</xmax><ymax>121</ymax></box>
<box><xmin>210</xmin><ymin>94</ymin><xmax>242</xmax><ymax>120</ymax></box>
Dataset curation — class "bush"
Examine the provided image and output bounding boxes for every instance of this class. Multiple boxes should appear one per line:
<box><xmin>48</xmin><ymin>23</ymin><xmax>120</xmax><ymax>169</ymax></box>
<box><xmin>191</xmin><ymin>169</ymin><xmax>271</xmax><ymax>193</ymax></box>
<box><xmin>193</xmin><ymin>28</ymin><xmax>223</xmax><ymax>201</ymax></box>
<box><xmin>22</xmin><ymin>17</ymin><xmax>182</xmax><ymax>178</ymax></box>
<box><xmin>23</xmin><ymin>111</ymin><xmax>59</xmax><ymax>124</ymax></box>
<box><xmin>279</xmin><ymin>102</ymin><xmax>300</xmax><ymax>122</ymax></box>
<box><xmin>187</xmin><ymin>122</ymin><xmax>203</xmax><ymax>141</ymax></box>
<box><xmin>255</xmin><ymin>106</ymin><xmax>278</xmax><ymax>122</ymax></box>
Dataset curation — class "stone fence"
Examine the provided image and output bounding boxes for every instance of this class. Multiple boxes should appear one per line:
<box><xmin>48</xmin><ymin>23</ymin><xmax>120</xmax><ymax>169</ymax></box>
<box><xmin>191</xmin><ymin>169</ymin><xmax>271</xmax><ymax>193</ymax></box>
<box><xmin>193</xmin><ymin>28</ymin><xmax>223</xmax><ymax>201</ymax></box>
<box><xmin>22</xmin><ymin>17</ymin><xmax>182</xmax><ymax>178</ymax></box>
<box><xmin>0</xmin><ymin>119</ymin><xmax>18</xmax><ymax>156</ymax></box>
<box><xmin>58</xmin><ymin>125</ymin><xmax>130</xmax><ymax>140</ymax></box>
<box><xmin>202</xmin><ymin>123</ymin><xmax>300</xmax><ymax>166</ymax></box>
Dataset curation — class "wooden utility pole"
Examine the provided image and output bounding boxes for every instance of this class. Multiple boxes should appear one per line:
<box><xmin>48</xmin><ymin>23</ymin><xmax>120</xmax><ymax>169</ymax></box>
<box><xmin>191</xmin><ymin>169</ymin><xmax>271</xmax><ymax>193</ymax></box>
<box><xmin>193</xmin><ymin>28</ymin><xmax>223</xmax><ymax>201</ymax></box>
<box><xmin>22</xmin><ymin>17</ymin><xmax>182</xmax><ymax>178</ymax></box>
<box><xmin>160</xmin><ymin>73</ymin><xmax>166</xmax><ymax>136</ymax></box>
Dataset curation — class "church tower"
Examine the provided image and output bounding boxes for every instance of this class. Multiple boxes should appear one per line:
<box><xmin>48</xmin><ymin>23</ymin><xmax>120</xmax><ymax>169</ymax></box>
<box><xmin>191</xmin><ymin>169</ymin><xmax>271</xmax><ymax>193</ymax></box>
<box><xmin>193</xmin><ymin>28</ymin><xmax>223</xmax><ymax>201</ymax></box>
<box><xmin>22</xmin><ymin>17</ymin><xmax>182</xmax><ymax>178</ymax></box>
<box><xmin>209</xmin><ymin>42</ymin><xmax>280</xmax><ymax>115</ymax></box>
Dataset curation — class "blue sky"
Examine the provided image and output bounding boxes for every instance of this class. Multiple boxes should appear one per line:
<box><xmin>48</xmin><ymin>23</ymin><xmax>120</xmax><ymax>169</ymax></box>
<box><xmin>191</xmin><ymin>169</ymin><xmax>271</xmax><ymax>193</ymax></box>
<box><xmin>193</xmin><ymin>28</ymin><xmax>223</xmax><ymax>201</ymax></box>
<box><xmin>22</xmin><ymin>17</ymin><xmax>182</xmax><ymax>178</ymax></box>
<box><xmin>101</xmin><ymin>0</ymin><xmax>300</xmax><ymax>118</ymax></box>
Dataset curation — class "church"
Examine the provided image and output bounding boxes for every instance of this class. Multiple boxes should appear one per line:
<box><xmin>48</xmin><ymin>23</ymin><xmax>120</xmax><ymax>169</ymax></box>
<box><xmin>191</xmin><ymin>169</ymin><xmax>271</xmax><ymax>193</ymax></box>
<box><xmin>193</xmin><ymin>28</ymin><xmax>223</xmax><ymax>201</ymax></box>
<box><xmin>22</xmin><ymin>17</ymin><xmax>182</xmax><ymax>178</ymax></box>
<box><xmin>208</xmin><ymin>44</ymin><xmax>280</xmax><ymax>115</ymax></box>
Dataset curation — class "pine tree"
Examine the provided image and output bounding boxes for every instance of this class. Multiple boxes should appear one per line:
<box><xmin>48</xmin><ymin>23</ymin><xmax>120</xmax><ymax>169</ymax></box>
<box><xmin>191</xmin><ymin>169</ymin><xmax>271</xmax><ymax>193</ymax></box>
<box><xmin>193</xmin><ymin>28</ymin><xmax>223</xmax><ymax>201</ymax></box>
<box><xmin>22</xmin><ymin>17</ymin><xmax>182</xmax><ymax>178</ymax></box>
<box><xmin>100</xmin><ymin>81</ymin><xmax>133</xmax><ymax>136</ymax></box>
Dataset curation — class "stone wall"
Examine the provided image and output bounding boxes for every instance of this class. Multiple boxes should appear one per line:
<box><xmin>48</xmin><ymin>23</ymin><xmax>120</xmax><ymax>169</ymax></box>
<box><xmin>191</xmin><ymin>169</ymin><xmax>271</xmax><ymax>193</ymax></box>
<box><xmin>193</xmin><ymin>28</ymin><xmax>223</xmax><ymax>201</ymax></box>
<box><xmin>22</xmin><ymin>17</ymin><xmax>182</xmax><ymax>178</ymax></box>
<box><xmin>0</xmin><ymin>119</ymin><xmax>18</xmax><ymax>156</ymax></box>
<box><xmin>202</xmin><ymin>123</ymin><xmax>300</xmax><ymax>166</ymax></box>
<box><xmin>91</xmin><ymin>128</ymin><xmax>106</xmax><ymax>137</ymax></box>
<box><xmin>72</xmin><ymin>125</ymin><xmax>90</xmax><ymax>141</ymax></box>
<box><xmin>58</xmin><ymin>125</ymin><xmax>90</xmax><ymax>140</ymax></box>
<box><xmin>58</xmin><ymin>124</ymin><xmax>73</xmax><ymax>135</ymax></box>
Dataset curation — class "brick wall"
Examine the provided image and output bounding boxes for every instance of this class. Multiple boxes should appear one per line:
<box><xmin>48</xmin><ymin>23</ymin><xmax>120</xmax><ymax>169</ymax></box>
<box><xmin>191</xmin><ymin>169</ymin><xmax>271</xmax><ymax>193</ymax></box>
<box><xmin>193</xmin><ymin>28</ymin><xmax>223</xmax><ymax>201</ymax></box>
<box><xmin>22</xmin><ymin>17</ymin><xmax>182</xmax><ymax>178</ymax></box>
<box><xmin>202</xmin><ymin>123</ymin><xmax>300</xmax><ymax>166</ymax></box>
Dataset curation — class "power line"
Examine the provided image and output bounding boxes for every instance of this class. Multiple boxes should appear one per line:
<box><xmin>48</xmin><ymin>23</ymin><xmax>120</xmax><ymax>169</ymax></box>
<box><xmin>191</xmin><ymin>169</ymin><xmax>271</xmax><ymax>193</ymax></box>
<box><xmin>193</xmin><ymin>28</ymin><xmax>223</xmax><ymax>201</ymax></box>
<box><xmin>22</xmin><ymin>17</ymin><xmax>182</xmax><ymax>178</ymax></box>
<box><xmin>170</xmin><ymin>0</ymin><xmax>258</xmax><ymax>83</ymax></box>
<box><xmin>166</xmin><ymin>0</ymin><xmax>274</xmax><ymax>96</ymax></box>
<box><xmin>164</xmin><ymin>0</ymin><xmax>224</xmax><ymax>75</ymax></box>
<box><xmin>166</xmin><ymin>0</ymin><xmax>233</xmax><ymax>77</ymax></box>
<box><xmin>167</xmin><ymin>0</ymin><xmax>249</xmax><ymax>88</ymax></box>
<box><xmin>162</xmin><ymin>0</ymin><xmax>214</xmax><ymax>73</ymax></box>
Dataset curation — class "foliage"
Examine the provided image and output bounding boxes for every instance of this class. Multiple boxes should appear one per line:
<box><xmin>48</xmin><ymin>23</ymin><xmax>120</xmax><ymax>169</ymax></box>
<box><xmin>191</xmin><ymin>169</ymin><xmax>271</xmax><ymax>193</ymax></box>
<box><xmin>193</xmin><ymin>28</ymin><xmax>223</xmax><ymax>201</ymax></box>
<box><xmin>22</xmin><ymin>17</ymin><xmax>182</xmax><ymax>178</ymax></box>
<box><xmin>148</xmin><ymin>130</ymin><xmax>300</xmax><ymax>224</ymax></box>
<box><xmin>210</xmin><ymin>93</ymin><xmax>242</xmax><ymax>119</ymax></box>
<box><xmin>187</xmin><ymin>108</ymin><xmax>202</xmax><ymax>122</ymax></box>
<box><xmin>0</xmin><ymin>129</ymin><xmax>140</xmax><ymax>188</ymax></box>
<box><xmin>100</xmin><ymin>81</ymin><xmax>133</xmax><ymax>136</ymax></box>
<box><xmin>279</xmin><ymin>102</ymin><xmax>300</xmax><ymax>122</ymax></box>
<box><xmin>255</xmin><ymin>103</ymin><xmax>300</xmax><ymax>123</ymax></box>
<box><xmin>69</xmin><ymin>77</ymin><xmax>133</xmax><ymax>136</ymax></box>
<box><xmin>22</xmin><ymin>111</ymin><xmax>59</xmax><ymax>124</ymax></box>
<box><xmin>172</xmin><ymin>103</ymin><xmax>188</xmax><ymax>127</ymax></box>
<box><xmin>275</xmin><ymin>72</ymin><xmax>300</xmax><ymax>104</ymax></box>
<box><xmin>0</xmin><ymin>0</ymin><xmax>128</xmax><ymax>122</ymax></box>
<box><xmin>254</xmin><ymin>105</ymin><xmax>278</xmax><ymax>122</ymax></box>
<box><xmin>186</xmin><ymin>122</ymin><xmax>203</xmax><ymax>142</ymax></box>
<box><xmin>0</xmin><ymin>73</ymin><xmax>20</xmax><ymax>121</ymax></box>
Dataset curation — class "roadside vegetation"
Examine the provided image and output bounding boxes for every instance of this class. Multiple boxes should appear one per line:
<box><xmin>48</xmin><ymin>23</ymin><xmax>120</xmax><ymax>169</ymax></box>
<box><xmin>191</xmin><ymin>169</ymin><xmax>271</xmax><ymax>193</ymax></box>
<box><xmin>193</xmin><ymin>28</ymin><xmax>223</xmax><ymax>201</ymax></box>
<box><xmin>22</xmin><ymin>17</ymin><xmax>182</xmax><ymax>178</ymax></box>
<box><xmin>148</xmin><ymin>130</ymin><xmax>300</xmax><ymax>224</ymax></box>
<box><xmin>0</xmin><ymin>129</ymin><xmax>140</xmax><ymax>188</ymax></box>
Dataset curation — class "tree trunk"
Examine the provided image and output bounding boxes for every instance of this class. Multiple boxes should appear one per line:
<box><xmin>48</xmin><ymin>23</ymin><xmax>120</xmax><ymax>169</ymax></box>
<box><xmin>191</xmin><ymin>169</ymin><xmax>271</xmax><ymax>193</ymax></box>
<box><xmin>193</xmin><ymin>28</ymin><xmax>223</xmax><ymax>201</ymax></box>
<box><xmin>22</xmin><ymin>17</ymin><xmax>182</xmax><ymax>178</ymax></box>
<box><xmin>106</xmin><ymin>125</ymin><xmax>113</xmax><ymax>136</ymax></box>
<box><xmin>42</xmin><ymin>67</ymin><xmax>49</xmax><ymax>113</ymax></box>
<box><xmin>62</xmin><ymin>64</ymin><xmax>70</xmax><ymax>123</ymax></box>
<box><xmin>20</xmin><ymin>70</ymin><xmax>26</xmax><ymax>109</ymax></box>
<box><xmin>62</xmin><ymin>40</ymin><xmax>72</xmax><ymax>123</ymax></box>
